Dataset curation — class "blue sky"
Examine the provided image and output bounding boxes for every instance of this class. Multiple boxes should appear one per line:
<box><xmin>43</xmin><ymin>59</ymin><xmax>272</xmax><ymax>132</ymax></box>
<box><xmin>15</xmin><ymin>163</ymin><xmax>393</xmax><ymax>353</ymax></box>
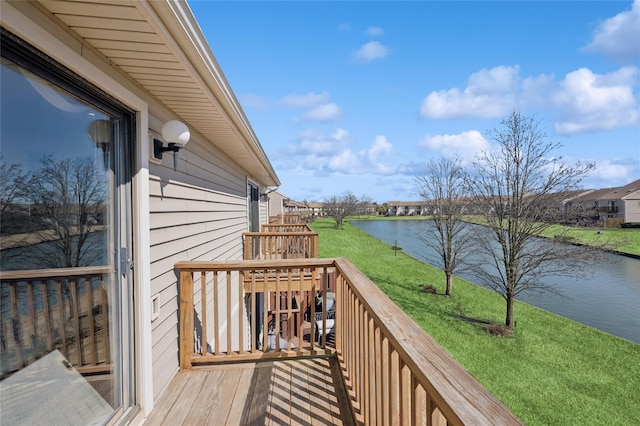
<box><xmin>189</xmin><ymin>0</ymin><xmax>640</xmax><ymax>203</ymax></box>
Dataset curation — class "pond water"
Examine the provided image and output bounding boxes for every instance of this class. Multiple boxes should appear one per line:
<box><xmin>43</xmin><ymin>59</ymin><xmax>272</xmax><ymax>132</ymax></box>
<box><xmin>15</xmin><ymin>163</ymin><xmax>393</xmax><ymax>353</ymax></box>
<box><xmin>351</xmin><ymin>220</ymin><xmax>640</xmax><ymax>344</ymax></box>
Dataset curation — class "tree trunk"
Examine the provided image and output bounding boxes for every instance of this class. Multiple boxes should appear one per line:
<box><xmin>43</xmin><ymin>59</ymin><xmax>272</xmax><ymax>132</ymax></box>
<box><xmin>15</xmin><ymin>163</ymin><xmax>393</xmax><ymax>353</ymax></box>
<box><xmin>445</xmin><ymin>272</ymin><xmax>453</xmax><ymax>296</ymax></box>
<box><xmin>505</xmin><ymin>294</ymin><xmax>515</xmax><ymax>329</ymax></box>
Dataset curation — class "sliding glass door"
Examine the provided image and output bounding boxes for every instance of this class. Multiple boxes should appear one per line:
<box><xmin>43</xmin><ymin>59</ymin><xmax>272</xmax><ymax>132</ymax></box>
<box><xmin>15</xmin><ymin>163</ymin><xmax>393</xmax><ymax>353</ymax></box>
<box><xmin>0</xmin><ymin>30</ymin><xmax>135</xmax><ymax>424</ymax></box>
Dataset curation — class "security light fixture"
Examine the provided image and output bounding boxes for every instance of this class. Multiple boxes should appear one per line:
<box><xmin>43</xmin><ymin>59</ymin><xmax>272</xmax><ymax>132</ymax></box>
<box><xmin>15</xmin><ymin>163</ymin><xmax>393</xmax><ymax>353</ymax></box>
<box><xmin>153</xmin><ymin>119</ymin><xmax>190</xmax><ymax>170</ymax></box>
<box><xmin>87</xmin><ymin>119</ymin><xmax>112</xmax><ymax>169</ymax></box>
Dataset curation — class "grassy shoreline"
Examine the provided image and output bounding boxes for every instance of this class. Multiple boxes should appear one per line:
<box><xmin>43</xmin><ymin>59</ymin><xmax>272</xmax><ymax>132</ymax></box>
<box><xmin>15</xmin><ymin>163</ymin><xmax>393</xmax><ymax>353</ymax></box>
<box><xmin>310</xmin><ymin>218</ymin><xmax>639</xmax><ymax>425</ymax></box>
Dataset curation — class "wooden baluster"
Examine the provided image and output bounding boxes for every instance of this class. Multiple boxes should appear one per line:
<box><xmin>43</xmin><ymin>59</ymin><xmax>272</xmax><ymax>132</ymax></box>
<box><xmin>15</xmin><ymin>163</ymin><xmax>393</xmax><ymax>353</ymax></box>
<box><xmin>262</xmin><ymin>268</ymin><xmax>268</xmax><ymax>352</ymax></box>
<box><xmin>9</xmin><ymin>282</ymin><xmax>24</xmax><ymax>369</ymax></box>
<box><xmin>250</xmin><ymin>270</ymin><xmax>256</xmax><ymax>353</ymax></box>
<box><xmin>401</xmin><ymin>361</ymin><xmax>412</xmax><ymax>426</ymax></box>
<box><xmin>26</xmin><ymin>281</ymin><xmax>37</xmax><ymax>363</ymax></box>
<box><xmin>100</xmin><ymin>277</ymin><xmax>110</xmax><ymax>365</ymax></box>
<box><xmin>286</xmin><ymin>270</ymin><xmax>292</xmax><ymax>351</ymax></box>
<box><xmin>413</xmin><ymin>377</ymin><xmax>426</xmax><ymax>425</ymax></box>
<box><xmin>274</xmin><ymin>269</ymin><xmax>281</xmax><ymax>351</ymax></box>
<box><xmin>201</xmin><ymin>271</ymin><xmax>207</xmax><ymax>356</ymax></box>
<box><xmin>382</xmin><ymin>334</ymin><xmax>391</xmax><ymax>425</ymax></box>
<box><xmin>56</xmin><ymin>280</ymin><xmax>67</xmax><ymax>359</ymax></box>
<box><xmin>238</xmin><ymin>270</ymin><xmax>244</xmax><ymax>354</ymax></box>
<box><xmin>363</xmin><ymin>311</ymin><xmax>371</xmax><ymax>425</ymax></box>
<box><xmin>69</xmin><ymin>278</ymin><xmax>83</xmax><ymax>366</ymax></box>
<box><xmin>213</xmin><ymin>271</ymin><xmax>220</xmax><ymax>356</ymax></box>
<box><xmin>87</xmin><ymin>278</ymin><xmax>97</xmax><ymax>365</ymax></box>
<box><xmin>375</xmin><ymin>326</ymin><xmax>383</xmax><ymax>425</ymax></box>
<box><xmin>390</xmin><ymin>349</ymin><xmax>400</xmax><ymax>425</ymax></box>
<box><xmin>40</xmin><ymin>281</ymin><xmax>53</xmax><ymax>351</ymax></box>
<box><xmin>226</xmin><ymin>271</ymin><xmax>232</xmax><ymax>355</ymax></box>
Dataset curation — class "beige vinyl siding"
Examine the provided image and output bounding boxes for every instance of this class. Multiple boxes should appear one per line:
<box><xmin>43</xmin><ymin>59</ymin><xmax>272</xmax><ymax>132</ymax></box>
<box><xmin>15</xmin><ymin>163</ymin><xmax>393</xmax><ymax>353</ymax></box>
<box><xmin>148</xmin><ymin>132</ymin><xmax>250</xmax><ymax>400</ymax></box>
<box><xmin>260</xmin><ymin>196</ymin><xmax>269</xmax><ymax>224</ymax></box>
<box><xmin>624</xmin><ymin>193</ymin><xmax>640</xmax><ymax>222</ymax></box>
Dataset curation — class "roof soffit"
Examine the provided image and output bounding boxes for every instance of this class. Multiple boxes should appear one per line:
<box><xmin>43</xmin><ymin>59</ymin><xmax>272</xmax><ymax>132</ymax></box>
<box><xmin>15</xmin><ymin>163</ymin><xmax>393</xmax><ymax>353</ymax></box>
<box><xmin>35</xmin><ymin>0</ymin><xmax>279</xmax><ymax>186</ymax></box>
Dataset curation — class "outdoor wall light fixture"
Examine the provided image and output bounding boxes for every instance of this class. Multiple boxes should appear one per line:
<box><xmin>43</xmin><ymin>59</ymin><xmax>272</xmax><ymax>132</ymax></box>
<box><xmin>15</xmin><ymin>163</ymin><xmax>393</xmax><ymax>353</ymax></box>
<box><xmin>154</xmin><ymin>119</ymin><xmax>190</xmax><ymax>170</ymax></box>
<box><xmin>260</xmin><ymin>187</ymin><xmax>278</xmax><ymax>201</ymax></box>
<box><xmin>87</xmin><ymin>119</ymin><xmax>112</xmax><ymax>169</ymax></box>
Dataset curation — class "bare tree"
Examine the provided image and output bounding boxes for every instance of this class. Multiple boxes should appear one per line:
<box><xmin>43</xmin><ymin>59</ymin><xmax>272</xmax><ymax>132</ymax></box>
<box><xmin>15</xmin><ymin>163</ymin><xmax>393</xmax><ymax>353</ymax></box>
<box><xmin>357</xmin><ymin>194</ymin><xmax>374</xmax><ymax>216</ymax></box>
<box><xmin>468</xmin><ymin>112</ymin><xmax>597</xmax><ymax>329</ymax></box>
<box><xmin>324</xmin><ymin>191</ymin><xmax>368</xmax><ymax>228</ymax></box>
<box><xmin>415</xmin><ymin>157</ymin><xmax>474</xmax><ymax>296</ymax></box>
<box><xmin>1</xmin><ymin>156</ymin><xmax>32</xmax><ymax>266</ymax></box>
<box><xmin>0</xmin><ymin>155</ymin><xmax>31</xmax><ymax>232</ymax></box>
<box><xmin>26</xmin><ymin>155</ymin><xmax>107</xmax><ymax>268</ymax></box>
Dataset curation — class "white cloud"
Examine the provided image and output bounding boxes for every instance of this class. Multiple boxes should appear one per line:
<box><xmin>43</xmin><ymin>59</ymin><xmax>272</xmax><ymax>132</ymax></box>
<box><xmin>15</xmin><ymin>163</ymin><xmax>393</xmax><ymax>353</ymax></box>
<box><xmin>420</xmin><ymin>130</ymin><xmax>490</xmax><ymax>164</ymax></box>
<box><xmin>366</xmin><ymin>26</ymin><xmax>384</xmax><ymax>36</ymax></box>
<box><xmin>582</xmin><ymin>0</ymin><xmax>640</xmax><ymax>62</ymax></box>
<box><xmin>419</xmin><ymin>64</ymin><xmax>639</xmax><ymax>134</ymax></box>
<box><xmin>552</xmin><ymin>66</ymin><xmax>639</xmax><ymax>134</ymax></box>
<box><xmin>279</xmin><ymin>92</ymin><xmax>341</xmax><ymax>122</ymax></box>
<box><xmin>279</xmin><ymin>130</ymin><xmax>398</xmax><ymax>176</ymax></box>
<box><xmin>286</xmin><ymin>128</ymin><xmax>351</xmax><ymax>156</ymax></box>
<box><xmin>280</xmin><ymin>91</ymin><xmax>330</xmax><ymax>108</ymax></box>
<box><xmin>329</xmin><ymin>149</ymin><xmax>363</xmax><ymax>173</ymax></box>
<box><xmin>367</xmin><ymin>135</ymin><xmax>392</xmax><ymax>162</ymax></box>
<box><xmin>589</xmin><ymin>159</ymin><xmax>636</xmax><ymax>182</ymax></box>
<box><xmin>419</xmin><ymin>66</ymin><xmax>527</xmax><ymax>119</ymax></box>
<box><xmin>299</xmin><ymin>103</ymin><xmax>341</xmax><ymax>122</ymax></box>
<box><xmin>353</xmin><ymin>41</ymin><xmax>389</xmax><ymax>63</ymax></box>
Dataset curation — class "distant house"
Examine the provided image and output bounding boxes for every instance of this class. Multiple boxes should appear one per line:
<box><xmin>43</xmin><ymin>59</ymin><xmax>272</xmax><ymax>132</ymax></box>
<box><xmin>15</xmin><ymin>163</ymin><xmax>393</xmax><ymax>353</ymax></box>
<box><xmin>307</xmin><ymin>202</ymin><xmax>325</xmax><ymax>216</ymax></box>
<box><xmin>571</xmin><ymin>179</ymin><xmax>640</xmax><ymax>223</ymax></box>
<box><xmin>267</xmin><ymin>190</ymin><xmax>288</xmax><ymax>220</ymax></box>
<box><xmin>387</xmin><ymin>201</ymin><xmax>431</xmax><ymax>216</ymax></box>
<box><xmin>285</xmin><ymin>198</ymin><xmax>307</xmax><ymax>213</ymax></box>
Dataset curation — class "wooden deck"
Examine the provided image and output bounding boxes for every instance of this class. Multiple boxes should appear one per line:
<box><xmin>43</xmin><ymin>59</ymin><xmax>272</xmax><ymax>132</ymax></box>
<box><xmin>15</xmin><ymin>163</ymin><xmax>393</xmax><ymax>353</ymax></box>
<box><xmin>144</xmin><ymin>356</ymin><xmax>354</xmax><ymax>425</ymax></box>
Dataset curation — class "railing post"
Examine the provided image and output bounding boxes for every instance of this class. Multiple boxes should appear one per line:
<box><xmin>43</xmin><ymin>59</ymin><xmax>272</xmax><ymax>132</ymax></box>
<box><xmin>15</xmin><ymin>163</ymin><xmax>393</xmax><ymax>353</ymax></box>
<box><xmin>312</xmin><ymin>234</ymin><xmax>319</xmax><ymax>258</ymax></box>
<box><xmin>243</xmin><ymin>234</ymin><xmax>251</xmax><ymax>260</ymax></box>
<box><xmin>179</xmin><ymin>270</ymin><xmax>194</xmax><ymax>369</ymax></box>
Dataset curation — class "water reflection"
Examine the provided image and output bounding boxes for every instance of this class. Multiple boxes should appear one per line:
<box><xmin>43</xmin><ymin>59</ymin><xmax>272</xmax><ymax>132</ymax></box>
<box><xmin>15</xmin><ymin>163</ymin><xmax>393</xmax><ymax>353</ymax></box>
<box><xmin>351</xmin><ymin>220</ymin><xmax>640</xmax><ymax>343</ymax></box>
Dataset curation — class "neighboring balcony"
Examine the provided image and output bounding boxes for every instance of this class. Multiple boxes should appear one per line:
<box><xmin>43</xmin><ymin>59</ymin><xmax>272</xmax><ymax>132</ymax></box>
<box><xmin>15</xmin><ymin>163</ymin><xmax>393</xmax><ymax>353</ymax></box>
<box><xmin>598</xmin><ymin>206</ymin><xmax>619</xmax><ymax>213</ymax></box>
<box><xmin>155</xmin><ymin>256</ymin><xmax>522</xmax><ymax>425</ymax></box>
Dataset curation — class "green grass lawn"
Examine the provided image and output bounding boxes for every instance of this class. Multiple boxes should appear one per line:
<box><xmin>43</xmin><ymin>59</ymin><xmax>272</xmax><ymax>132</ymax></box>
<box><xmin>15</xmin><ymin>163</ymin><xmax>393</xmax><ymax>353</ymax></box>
<box><xmin>543</xmin><ymin>225</ymin><xmax>640</xmax><ymax>256</ymax></box>
<box><xmin>310</xmin><ymin>218</ymin><xmax>640</xmax><ymax>425</ymax></box>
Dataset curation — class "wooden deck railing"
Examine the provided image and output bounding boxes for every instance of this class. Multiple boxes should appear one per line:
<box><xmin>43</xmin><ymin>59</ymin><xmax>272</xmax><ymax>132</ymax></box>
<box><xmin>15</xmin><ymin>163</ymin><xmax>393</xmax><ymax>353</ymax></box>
<box><xmin>0</xmin><ymin>266</ymin><xmax>111</xmax><ymax>378</ymax></box>
<box><xmin>176</xmin><ymin>258</ymin><xmax>522</xmax><ymax>425</ymax></box>
<box><xmin>243</xmin><ymin>231</ymin><xmax>318</xmax><ymax>260</ymax></box>
<box><xmin>283</xmin><ymin>212</ymin><xmax>305</xmax><ymax>224</ymax></box>
<box><xmin>261</xmin><ymin>223</ymin><xmax>313</xmax><ymax>232</ymax></box>
<box><xmin>176</xmin><ymin>259</ymin><xmax>337</xmax><ymax>369</ymax></box>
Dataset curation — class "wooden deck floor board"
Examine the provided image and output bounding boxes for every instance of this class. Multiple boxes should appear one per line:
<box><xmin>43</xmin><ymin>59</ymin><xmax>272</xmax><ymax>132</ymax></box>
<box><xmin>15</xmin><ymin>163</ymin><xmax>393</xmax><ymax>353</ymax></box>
<box><xmin>225</xmin><ymin>367</ymin><xmax>253</xmax><ymax>425</ymax></box>
<box><xmin>144</xmin><ymin>357</ymin><xmax>353</xmax><ymax>425</ymax></box>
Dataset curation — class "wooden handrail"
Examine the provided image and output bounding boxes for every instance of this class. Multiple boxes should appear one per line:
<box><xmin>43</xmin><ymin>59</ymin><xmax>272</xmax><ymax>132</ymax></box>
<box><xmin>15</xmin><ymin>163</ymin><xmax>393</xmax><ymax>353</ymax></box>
<box><xmin>175</xmin><ymin>258</ymin><xmax>522</xmax><ymax>425</ymax></box>
<box><xmin>261</xmin><ymin>223</ymin><xmax>313</xmax><ymax>232</ymax></box>
<box><xmin>243</xmin><ymin>231</ymin><xmax>319</xmax><ymax>260</ymax></box>
<box><xmin>0</xmin><ymin>266</ymin><xmax>111</xmax><ymax>280</ymax></box>
<box><xmin>1</xmin><ymin>266</ymin><xmax>112</xmax><ymax>378</ymax></box>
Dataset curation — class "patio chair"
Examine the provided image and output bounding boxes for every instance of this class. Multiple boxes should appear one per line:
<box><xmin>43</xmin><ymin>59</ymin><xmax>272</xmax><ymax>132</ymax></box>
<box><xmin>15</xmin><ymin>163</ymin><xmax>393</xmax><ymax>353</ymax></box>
<box><xmin>314</xmin><ymin>291</ymin><xmax>335</xmax><ymax>342</ymax></box>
